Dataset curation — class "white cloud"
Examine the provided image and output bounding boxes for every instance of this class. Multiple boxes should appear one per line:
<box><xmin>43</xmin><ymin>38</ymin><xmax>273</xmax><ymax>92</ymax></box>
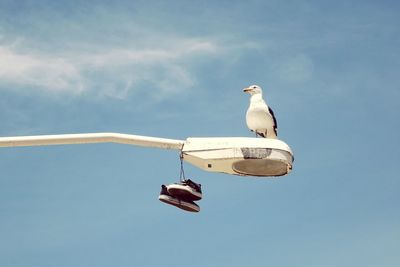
<box><xmin>0</xmin><ymin>46</ymin><xmax>84</xmax><ymax>93</ymax></box>
<box><xmin>0</xmin><ymin>38</ymin><xmax>219</xmax><ymax>99</ymax></box>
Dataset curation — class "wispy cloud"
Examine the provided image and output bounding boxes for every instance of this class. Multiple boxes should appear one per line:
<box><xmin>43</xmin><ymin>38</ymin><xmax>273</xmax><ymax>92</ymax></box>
<box><xmin>0</xmin><ymin>38</ymin><xmax>219</xmax><ymax>99</ymax></box>
<box><xmin>0</xmin><ymin>46</ymin><xmax>84</xmax><ymax>93</ymax></box>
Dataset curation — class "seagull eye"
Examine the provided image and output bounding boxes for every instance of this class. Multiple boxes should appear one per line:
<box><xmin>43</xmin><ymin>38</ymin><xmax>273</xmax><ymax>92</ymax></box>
<box><xmin>253</xmin><ymin>86</ymin><xmax>257</xmax><ymax>89</ymax></box>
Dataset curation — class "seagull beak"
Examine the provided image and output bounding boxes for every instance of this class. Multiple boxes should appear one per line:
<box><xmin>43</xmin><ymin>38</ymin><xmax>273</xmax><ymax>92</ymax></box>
<box><xmin>243</xmin><ymin>87</ymin><xmax>252</xmax><ymax>93</ymax></box>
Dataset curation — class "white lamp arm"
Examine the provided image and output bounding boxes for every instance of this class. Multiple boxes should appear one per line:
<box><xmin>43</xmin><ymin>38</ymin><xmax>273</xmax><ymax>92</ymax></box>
<box><xmin>0</xmin><ymin>132</ymin><xmax>185</xmax><ymax>150</ymax></box>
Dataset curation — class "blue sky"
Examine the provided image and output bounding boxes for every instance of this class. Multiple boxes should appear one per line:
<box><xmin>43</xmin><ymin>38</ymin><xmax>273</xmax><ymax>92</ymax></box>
<box><xmin>0</xmin><ymin>0</ymin><xmax>399</xmax><ymax>266</ymax></box>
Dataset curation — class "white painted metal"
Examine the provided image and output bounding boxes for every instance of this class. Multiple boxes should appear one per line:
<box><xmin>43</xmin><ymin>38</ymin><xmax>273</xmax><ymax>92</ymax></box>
<box><xmin>0</xmin><ymin>133</ymin><xmax>294</xmax><ymax>177</ymax></box>
<box><xmin>182</xmin><ymin>137</ymin><xmax>293</xmax><ymax>176</ymax></box>
<box><xmin>0</xmin><ymin>133</ymin><xmax>184</xmax><ymax>150</ymax></box>
<box><xmin>183</xmin><ymin>137</ymin><xmax>292</xmax><ymax>152</ymax></box>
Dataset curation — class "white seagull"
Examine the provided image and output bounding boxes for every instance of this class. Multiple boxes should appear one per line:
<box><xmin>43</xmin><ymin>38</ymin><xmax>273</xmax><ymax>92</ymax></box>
<box><xmin>243</xmin><ymin>85</ymin><xmax>278</xmax><ymax>138</ymax></box>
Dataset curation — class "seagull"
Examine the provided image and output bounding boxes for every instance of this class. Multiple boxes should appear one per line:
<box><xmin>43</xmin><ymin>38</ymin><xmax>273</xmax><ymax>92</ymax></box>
<box><xmin>243</xmin><ymin>85</ymin><xmax>278</xmax><ymax>138</ymax></box>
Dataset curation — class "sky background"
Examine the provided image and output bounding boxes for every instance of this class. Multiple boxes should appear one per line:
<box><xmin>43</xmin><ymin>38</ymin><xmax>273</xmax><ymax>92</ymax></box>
<box><xmin>0</xmin><ymin>0</ymin><xmax>399</xmax><ymax>266</ymax></box>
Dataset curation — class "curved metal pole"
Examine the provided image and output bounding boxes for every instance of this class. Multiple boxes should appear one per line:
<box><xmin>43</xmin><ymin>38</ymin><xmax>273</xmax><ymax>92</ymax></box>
<box><xmin>0</xmin><ymin>132</ymin><xmax>185</xmax><ymax>150</ymax></box>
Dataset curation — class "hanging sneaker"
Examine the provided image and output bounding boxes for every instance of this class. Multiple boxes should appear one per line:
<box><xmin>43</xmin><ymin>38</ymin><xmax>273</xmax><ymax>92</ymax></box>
<box><xmin>158</xmin><ymin>185</ymin><xmax>200</xmax><ymax>213</ymax></box>
<box><xmin>167</xmin><ymin>179</ymin><xmax>202</xmax><ymax>202</ymax></box>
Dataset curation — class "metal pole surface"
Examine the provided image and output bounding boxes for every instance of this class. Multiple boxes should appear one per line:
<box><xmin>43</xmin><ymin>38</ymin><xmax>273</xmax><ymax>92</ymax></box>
<box><xmin>0</xmin><ymin>133</ymin><xmax>185</xmax><ymax>150</ymax></box>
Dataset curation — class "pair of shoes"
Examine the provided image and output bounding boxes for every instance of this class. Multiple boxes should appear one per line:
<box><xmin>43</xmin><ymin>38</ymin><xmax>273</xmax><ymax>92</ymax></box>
<box><xmin>159</xmin><ymin>179</ymin><xmax>202</xmax><ymax>213</ymax></box>
<box><xmin>159</xmin><ymin>185</ymin><xmax>200</xmax><ymax>212</ymax></box>
<box><xmin>168</xmin><ymin>179</ymin><xmax>202</xmax><ymax>201</ymax></box>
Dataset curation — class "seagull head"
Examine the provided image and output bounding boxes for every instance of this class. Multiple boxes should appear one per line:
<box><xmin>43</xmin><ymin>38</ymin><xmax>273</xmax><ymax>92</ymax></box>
<box><xmin>243</xmin><ymin>84</ymin><xmax>262</xmax><ymax>95</ymax></box>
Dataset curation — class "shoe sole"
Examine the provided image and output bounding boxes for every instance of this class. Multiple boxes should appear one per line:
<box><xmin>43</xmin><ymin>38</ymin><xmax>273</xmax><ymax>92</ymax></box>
<box><xmin>167</xmin><ymin>184</ymin><xmax>202</xmax><ymax>201</ymax></box>
<box><xmin>158</xmin><ymin>195</ymin><xmax>200</xmax><ymax>213</ymax></box>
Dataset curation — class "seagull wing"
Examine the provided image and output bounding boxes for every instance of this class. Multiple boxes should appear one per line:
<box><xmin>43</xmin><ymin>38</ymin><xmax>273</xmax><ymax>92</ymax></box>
<box><xmin>268</xmin><ymin>106</ymin><xmax>278</xmax><ymax>135</ymax></box>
